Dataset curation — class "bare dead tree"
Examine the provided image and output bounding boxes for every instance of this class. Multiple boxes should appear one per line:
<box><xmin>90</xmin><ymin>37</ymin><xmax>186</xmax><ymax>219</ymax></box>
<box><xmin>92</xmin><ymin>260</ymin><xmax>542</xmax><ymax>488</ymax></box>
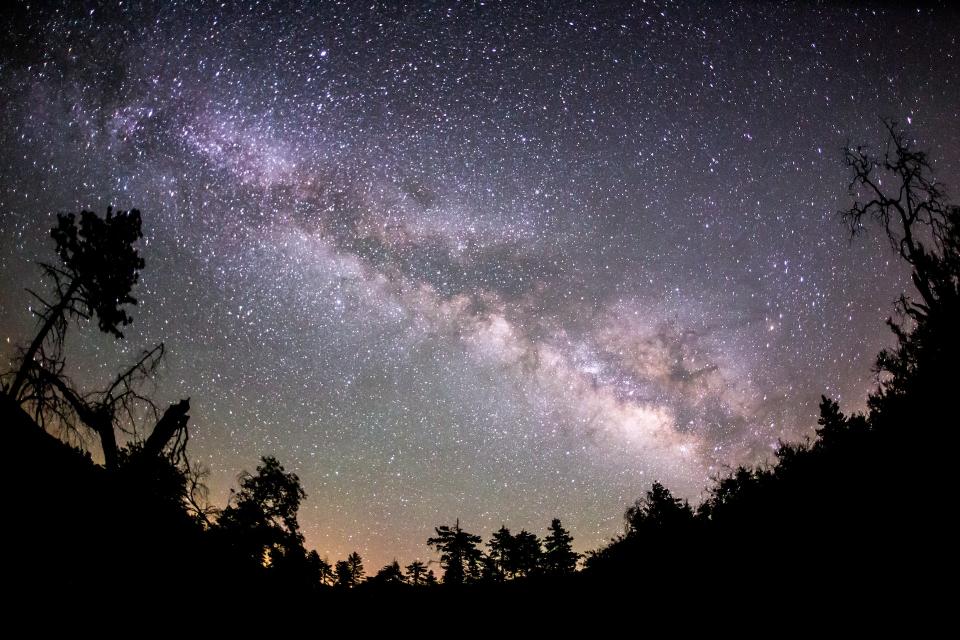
<box><xmin>184</xmin><ymin>460</ymin><xmax>220</xmax><ymax>525</ymax></box>
<box><xmin>841</xmin><ymin>119</ymin><xmax>953</xmax><ymax>318</ymax></box>
<box><xmin>20</xmin><ymin>343</ymin><xmax>192</xmax><ymax>471</ymax></box>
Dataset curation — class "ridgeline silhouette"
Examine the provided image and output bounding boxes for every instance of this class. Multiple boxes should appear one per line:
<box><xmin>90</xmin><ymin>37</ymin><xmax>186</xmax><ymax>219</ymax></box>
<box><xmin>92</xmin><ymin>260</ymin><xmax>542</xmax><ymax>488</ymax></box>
<box><xmin>2</xmin><ymin>120</ymin><xmax>954</xmax><ymax>607</ymax></box>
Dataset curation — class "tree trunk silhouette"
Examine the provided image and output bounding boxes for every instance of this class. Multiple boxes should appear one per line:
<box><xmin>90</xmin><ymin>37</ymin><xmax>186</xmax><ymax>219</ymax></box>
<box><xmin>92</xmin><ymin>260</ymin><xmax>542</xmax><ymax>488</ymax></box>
<box><xmin>8</xmin><ymin>279</ymin><xmax>80</xmax><ymax>401</ymax></box>
<box><xmin>143</xmin><ymin>399</ymin><xmax>190</xmax><ymax>460</ymax></box>
<box><xmin>34</xmin><ymin>366</ymin><xmax>119</xmax><ymax>469</ymax></box>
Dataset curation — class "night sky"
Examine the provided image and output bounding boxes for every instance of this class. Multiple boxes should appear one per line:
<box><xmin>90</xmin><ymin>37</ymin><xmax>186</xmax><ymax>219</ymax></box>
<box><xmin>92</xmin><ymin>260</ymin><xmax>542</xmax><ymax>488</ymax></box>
<box><xmin>2</xmin><ymin>1</ymin><xmax>958</xmax><ymax>569</ymax></box>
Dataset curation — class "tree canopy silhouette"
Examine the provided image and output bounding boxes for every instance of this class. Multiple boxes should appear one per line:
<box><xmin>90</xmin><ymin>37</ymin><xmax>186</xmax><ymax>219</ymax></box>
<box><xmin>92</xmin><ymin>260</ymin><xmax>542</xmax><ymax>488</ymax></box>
<box><xmin>624</xmin><ymin>481</ymin><xmax>694</xmax><ymax>535</ymax></box>
<box><xmin>485</xmin><ymin>525</ymin><xmax>514</xmax><ymax>581</ymax></box>
<box><xmin>542</xmin><ymin>518</ymin><xmax>578</xmax><ymax>576</ymax></box>
<box><xmin>405</xmin><ymin>560</ymin><xmax>430</xmax><ymax>586</ymax></box>
<box><xmin>509</xmin><ymin>529</ymin><xmax>543</xmax><ymax>578</ymax></box>
<box><xmin>370</xmin><ymin>560</ymin><xmax>405</xmax><ymax>586</ymax></box>
<box><xmin>335</xmin><ymin>551</ymin><xmax>365</xmax><ymax>588</ymax></box>
<box><xmin>214</xmin><ymin>455</ymin><xmax>313</xmax><ymax>576</ymax></box>
<box><xmin>7</xmin><ymin>207</ymin><xmax>144</xmax><ymax>402</ymax></box>
<box><xmin>427</xmin><ymin>520</ymin><xmax>483</xmax><ymax>585</ymax></box>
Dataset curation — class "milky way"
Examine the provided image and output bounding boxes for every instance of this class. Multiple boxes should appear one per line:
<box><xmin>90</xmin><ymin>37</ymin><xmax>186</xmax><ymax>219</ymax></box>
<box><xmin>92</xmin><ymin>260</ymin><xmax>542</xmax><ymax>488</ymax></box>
<box><xmin>2</xmin><ymin>2</ymin><xmax>958</xmax><ymax>568</ymax></box>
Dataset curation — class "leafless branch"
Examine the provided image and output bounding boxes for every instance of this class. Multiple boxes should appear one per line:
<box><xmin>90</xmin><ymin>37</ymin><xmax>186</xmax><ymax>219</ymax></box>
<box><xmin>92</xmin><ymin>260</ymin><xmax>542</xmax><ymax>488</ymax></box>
<box><xmin>840</xmin><ymin>118</ymin><xmax>952</xmax><ymax>312</ymax></box>
<box><xmin>96</xmin><ymin>343</ymin><xmax>165</xmax><ymax>441</ymax></box>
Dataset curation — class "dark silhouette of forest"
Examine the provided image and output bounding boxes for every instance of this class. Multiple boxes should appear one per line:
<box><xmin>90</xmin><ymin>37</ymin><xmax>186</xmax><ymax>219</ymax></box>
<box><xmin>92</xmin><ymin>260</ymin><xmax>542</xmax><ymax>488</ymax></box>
<box><xmin>3</xmin><ymin>121</ymin><xmax>955</xmax><ymax>610</ymax></box>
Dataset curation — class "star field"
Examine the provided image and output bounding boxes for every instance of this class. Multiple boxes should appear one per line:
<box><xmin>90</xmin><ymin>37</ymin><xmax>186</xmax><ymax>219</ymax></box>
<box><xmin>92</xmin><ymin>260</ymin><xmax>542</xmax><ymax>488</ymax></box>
<box><xmin>1</xmin><ymin>1</ymin><xmax>958</xmax><ymax>568</ymax></box>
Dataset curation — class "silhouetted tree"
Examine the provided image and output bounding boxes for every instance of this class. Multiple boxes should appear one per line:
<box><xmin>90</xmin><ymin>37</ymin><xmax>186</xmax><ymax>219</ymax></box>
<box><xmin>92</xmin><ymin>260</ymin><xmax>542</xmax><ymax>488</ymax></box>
<box><xmin>6</xmin><ymin>208</ymin><xmax>145</xmax><ymax>402</ymax></box>
<box><xmin>815</xmin><ymin>395</ymin><xmax>846</xmax><ymax>441</ymax></box>
<box><xmin>347</xmin><ymin>551</ymin><xmax>365</xmax><ymax>581</ymax></box>
<box><xmin>274</xmin><ymin>550</ymin><xmax>331</xmax><ymax>589</ymax></box>
<box><xmin>427</xmin><ymin>519</ymin><xmax>483</xmax><ymax>585</ymax></box>
<box><xmin>841</xmin><ymin>119</ymin><xmax>953</xmax><ymax>313</ymax></box>
<box><xmin>542</xmin><ymin>518</ymin><xmax>578</xmax><ymax>576</ymax></box>
<box><xmin>214</xmin><ymin>456</ymin><xmax>309</xmax><ymax>574</ymax></box>
<box><xmin>371</xmin><ymin>560</ymin><xmax>406</xmax><ymax>585</ymax></box>
<box><xmin>335</xmin><ymin>560</ymin><xmax>353</xmax><ymax>587</ymax></box>
<box><xmin>478</xmin><ymin>554</ymin><xmax>500</xmax><ymax>583</ymax></box>
<box><xmin>405</xmin><ymin>560</ymin><xmax>429</xmax><ymax>586</ymax></box>
<box><xmin>510</xmin><ymin>530</ymin><xmax>543</xmax><ymax>578</ymax></box>
<box><xmin>335</xmin><ymin>551</ymin><xmax>365</xmax><ymax>587</ymax></box>
<box><xmin>585</xmin><ymin>480</ymin><xmax>699</xmax><ymax>575</ymax></box>
<box><xmin>264</xmin><ymin>547</ymin><xmax>328</xmax><ymax>590</ymax></box>
<box><xmin>812</xmin><ymin>395</ymin><xmax>868</xmax><ymax>449</ymax></box>
<box><xmin>318</xmin><ymin>557</ymin><xmax>335</xmax><ymax>586</ymax></box>
<box><xmin>625</xmin><ymin>481</ymin><xmax>695</xmax><ymax>534</ymax></box>
<box><xmin>485</xmin><ymin>525</ymin><xmax>514</xmax><ymax>581</ymax></box>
